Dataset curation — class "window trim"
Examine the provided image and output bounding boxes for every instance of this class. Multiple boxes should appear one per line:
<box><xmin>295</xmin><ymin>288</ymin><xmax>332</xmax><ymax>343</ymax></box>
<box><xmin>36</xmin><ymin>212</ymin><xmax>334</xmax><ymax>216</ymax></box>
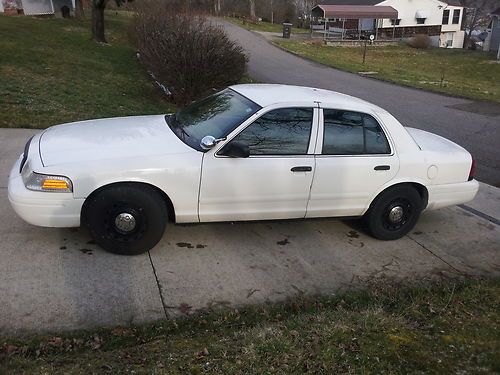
<box><xmin>316</xmin><ymin>108</ymin><xmax>394</xmax><ymax>157</ymax></box>
<box><xmin>214</xmin><ymin>105</ymin><xmax>319</xmax><ymax>158</ymax></box>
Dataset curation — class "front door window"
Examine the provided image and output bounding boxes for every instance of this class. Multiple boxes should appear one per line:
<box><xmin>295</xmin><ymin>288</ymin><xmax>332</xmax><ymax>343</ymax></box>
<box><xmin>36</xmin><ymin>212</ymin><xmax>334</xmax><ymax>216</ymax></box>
<box><xmin>226</xmin><ymin>107</ymin><xmax>313</xmax><ymax>155</ymax></box>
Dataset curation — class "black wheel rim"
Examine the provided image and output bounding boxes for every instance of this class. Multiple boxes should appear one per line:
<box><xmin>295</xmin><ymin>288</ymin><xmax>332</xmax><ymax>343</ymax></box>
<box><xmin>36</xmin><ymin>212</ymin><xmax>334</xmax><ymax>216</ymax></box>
<box><xmin>381</xmin><ymin>198</ymin><xmax>412</xmax><ymax>231</ymax></box>
<box><xmin>103</xmin><ymin>202</ymin><xmax>147</xmax><ymax>243</ymax></box>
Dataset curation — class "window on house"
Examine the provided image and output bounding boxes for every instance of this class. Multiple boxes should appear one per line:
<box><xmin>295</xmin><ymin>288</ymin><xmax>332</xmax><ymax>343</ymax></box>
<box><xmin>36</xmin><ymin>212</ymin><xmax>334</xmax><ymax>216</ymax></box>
<box><xmin>416</xmin><ymin>18</ymin><xmax>426</xmax><ymax>24</ymax></box>
<box><xmin>390</xmin><ymin>18</ymin><xmax>401</xmax><ymax>25</ymax></box>
<box><xmin>452</xmin><ymin>9</ymin><xmax>460</xmax><ymax>24</ymax></box>
<box><xmin>442</xmin><ymin>9</ymin><xmax>450</xmax><ymax>24</ymax></box>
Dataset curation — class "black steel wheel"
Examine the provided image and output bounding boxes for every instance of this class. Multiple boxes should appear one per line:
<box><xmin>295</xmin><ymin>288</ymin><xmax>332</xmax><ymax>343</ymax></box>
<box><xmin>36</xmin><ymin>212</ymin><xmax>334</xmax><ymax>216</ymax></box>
<box><xmin>83</xmin><ymin>183</ymin><xmax>168</xmax><ymax>255</ymax></box>
<box><xmin>364</xmin><ymin>185</ymin><xmax>422</xmax><ymax>240</ymax></box>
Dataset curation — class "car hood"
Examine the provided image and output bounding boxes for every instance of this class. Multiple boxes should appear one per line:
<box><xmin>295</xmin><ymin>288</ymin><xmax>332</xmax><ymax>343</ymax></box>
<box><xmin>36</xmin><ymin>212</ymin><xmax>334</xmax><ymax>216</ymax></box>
<box><xmin>39</xmin><ymin>115</ymin><xmax>195</xmax><ymax>166</ymax></box>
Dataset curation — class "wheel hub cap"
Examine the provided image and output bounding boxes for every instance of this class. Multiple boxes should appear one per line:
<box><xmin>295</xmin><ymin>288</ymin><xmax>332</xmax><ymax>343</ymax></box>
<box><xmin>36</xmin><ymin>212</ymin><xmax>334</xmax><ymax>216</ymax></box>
<box><xmin>114</xmin><ymin>213</ymin><xmax>136</xmax><ymax>233</ymax></box>
<box><xmin>388</xmin><ymin>206</ymin><xmax>404</xmax><ymax>223</ymax></box>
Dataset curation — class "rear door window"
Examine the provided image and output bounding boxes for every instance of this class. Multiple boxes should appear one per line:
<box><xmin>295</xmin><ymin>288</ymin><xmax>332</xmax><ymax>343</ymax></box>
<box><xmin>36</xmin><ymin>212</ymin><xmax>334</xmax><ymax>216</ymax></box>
<box><xmin>322</xmin><ymin>109</ymin><xmax>390</xmax><ymax>155</ymax></box>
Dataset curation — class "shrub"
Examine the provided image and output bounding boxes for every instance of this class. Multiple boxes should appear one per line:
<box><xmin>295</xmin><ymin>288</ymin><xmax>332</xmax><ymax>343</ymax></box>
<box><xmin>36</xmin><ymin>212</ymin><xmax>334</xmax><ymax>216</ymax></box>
<box><xmin>407</xmin><ymin>34</ymin><xmax>431</xmax><ymax>49</ymax></box>
<box><xmin>131</xmin><ymin>4</ymin><xmax>247</xmax><ymax>106</ymax></box>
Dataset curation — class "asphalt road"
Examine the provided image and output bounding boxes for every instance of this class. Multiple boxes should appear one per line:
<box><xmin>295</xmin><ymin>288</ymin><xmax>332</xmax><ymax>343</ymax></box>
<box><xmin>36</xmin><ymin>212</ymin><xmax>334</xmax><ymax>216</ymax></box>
<box><xmin>218</xmin><ymin>20</ymin><xmax>500</xmax><ymax>187</ymax></box>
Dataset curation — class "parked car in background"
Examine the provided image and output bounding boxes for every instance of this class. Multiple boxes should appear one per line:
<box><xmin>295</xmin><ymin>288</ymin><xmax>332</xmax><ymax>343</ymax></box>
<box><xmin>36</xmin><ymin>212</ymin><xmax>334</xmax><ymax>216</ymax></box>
<box><xmin>8</xmin><ymin>84</ymin><xmax>479</xmax><ymax>255</ymax></box>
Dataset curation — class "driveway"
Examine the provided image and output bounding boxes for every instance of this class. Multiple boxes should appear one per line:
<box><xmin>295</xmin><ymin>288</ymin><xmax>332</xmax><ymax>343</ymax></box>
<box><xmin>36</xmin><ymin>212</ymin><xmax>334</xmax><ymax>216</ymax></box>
<box><xmin>217</xmin><ymin>20</ymin><xmax>500</xmax><ymax>187</ymax></box>
<box><xmin>1</xmin><ymin>129</ymin><xmax>499</xmax><ymax>335</ymax></box>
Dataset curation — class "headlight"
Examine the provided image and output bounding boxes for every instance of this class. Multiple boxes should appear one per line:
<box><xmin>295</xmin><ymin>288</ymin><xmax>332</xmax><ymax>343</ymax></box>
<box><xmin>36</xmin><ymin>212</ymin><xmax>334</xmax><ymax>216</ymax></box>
<box><xmin>23</xmin><ymin>172</ymin><xmax>73</xmax><ymax>193</ymax></box>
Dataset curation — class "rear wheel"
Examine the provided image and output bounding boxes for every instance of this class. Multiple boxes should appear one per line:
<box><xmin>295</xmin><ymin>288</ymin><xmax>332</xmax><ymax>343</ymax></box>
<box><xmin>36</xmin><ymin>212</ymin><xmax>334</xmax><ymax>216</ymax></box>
<box><xmin>364</xmin><ymin>185</ymin><xmax>422</xmax><ymax>240</ymax></box>
<box><xmin>83</xmin><ymin>184</ymin><xmax>168</xmax><ymax>255</ymax></box>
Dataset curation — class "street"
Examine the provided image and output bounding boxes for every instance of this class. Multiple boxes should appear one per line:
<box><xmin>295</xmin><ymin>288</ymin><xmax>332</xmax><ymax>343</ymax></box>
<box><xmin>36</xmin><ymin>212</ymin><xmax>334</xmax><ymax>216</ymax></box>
<box><xmin>218</xmin><ymin>20</ymin><xmax>500</xmax><ymax>186</ymax></box>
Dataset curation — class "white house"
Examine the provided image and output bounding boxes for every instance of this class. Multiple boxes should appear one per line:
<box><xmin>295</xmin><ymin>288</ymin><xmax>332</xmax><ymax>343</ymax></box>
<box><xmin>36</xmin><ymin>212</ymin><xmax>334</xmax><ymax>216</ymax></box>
<box><xmin>0</xmin><ymin>0</ymin><xmax>75</xmax><ymax>17</ymax></box>
<box><xmin>377</xmin><ymin>0</ymin><xmax>465</xmax><ymax>48</ymax></box>
<box><xmin>317</xmin><ymin>0</ymin><xmax>466</xmax><ymax>48</ymax></box>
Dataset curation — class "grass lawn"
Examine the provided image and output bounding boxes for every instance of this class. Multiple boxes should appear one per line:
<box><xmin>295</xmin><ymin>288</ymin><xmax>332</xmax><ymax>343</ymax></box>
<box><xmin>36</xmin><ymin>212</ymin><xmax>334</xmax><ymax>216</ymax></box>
<box><xmin>1</xmin><ymin>279</ymin><xmax>499</xmax><ymax>374</ymax></box>
<box><xmin>225</xmin><ymin>17</ymin><xmax>310</xmax><ymax>34</ymax></box>
<box><xmin>0</xmin><ymin>12</ymin><xmax>173</xmax><ymax>129</ymax></box>
<box><xmin>274</xmin><ymin>40</ymin><xmax>500</xmax><ymax>103</ymax></box>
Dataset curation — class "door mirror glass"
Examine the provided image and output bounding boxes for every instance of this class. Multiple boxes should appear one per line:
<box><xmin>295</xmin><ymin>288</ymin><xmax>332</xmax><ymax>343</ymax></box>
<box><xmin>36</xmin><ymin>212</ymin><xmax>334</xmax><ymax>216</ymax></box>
<box><xmin>220</xmin><ymin>141</ymin><xmax>250</xmax><ymax>158</ymax></box>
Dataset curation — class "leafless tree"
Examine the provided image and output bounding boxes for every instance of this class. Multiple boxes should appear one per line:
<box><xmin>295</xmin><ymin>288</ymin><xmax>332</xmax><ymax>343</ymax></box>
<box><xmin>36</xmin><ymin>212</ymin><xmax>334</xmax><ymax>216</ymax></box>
<box><xmin>75</xmin><ymin>0</ymin><xmax>84</xmax><ymax>18</ymax></box>
<box><xmin>91</xmin><ymin>0</ymin><xmax>126</xmax><ymax>43</ymax></box>
<box><xmin>249</xmin><ymin>0</ymin><xmax>256</xmax><ymax>18</ymax></box>
<box><xmin>459</xmin><ymin>0</ymin><xmax>499</xmax><ymax>48</ymax></box>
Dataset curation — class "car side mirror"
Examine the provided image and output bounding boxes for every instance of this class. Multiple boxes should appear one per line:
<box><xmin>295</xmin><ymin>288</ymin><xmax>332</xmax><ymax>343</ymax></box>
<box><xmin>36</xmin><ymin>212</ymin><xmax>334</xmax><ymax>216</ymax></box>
<box><xmin>220</xmin><ymin>141</ymin><xmax>250</xmax><ymax>158</ymax></box>
<box><xmin>200</xmin><ymin>135</ymin><xmax>226</xmax><ymax>151</ymax></box>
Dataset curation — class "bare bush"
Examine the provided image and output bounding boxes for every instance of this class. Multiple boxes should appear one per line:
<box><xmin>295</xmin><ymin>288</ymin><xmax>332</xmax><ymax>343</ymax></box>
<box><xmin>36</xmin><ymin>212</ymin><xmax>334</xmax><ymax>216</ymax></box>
<box><xmin>131</xmin><ymin>4</ymin><xmax>247</xmax><ymax>105</ymax></box>
<box><xmin>407</xmin><ymin>34</ymin><xmax>431</xmax><ymax>49</ymax></box>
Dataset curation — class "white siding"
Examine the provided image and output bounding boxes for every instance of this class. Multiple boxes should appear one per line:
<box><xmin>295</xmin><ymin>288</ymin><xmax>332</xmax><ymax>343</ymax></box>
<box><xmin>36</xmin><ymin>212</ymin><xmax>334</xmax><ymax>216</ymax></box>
<box><xmin>377</xmin><ymin>0</ymin><xmax>462</xmax><ymax>29</ymax></box>
<box><xmin>21</xmin><ymin>0</ymin><xmax>54</xmax><ymax>15</ymax></box>
<box><xmin>0</xmin><ymin>1</ymin><xmax>4</xmax><ymax>12</ymax></box>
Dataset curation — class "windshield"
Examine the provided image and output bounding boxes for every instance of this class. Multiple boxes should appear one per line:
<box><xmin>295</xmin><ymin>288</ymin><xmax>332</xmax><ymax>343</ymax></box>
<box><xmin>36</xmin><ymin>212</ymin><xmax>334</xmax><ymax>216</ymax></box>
<box><xmin>166</xmin><ymin>89</ymin><xmax>261</xmax><ymax>151</ymax></box>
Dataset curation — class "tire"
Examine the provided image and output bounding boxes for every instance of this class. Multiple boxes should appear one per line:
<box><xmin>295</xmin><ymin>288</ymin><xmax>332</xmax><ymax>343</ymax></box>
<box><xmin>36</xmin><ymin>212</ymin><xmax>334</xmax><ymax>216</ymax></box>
<box><xmin>364</xmin><ymin>185</ymin><xmax>422</xmax><ymax>240</ymax></box>
<box><xmin>83</xmin><ymin>183</ymin><xmax>168</xmax><ymax>255</ymax></box>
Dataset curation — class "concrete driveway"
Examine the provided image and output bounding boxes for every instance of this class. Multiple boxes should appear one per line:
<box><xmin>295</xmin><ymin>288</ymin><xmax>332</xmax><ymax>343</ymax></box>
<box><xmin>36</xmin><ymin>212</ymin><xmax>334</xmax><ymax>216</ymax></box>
<box><xmin>217</xmin><ymin>20</ymin><xmax>500</xmax><ymax>187</ymax></box>
<box><xmin>1</xmin><ymin>129</ymin><xmax>499</xmax><ymax>335</ymax></box>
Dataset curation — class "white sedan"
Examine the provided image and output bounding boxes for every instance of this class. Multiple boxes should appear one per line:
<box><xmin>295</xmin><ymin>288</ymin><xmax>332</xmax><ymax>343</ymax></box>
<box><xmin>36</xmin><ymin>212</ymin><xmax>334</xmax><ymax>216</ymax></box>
<box><xmin>8</xmin><ymin>84</ymin><xmax>479</xmax><ymax>255</ymax></box>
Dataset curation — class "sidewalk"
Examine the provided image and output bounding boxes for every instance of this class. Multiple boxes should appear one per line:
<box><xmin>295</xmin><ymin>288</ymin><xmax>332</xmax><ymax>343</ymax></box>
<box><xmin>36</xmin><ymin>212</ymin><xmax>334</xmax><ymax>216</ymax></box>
<box><xmin>0</xmin><ymin>129</ymin><xmax>498</xmax><ymax>335</ymax></box>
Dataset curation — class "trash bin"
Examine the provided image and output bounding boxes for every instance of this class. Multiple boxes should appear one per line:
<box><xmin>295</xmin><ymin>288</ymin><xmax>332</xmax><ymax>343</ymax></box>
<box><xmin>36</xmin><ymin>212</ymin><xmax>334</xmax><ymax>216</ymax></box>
<box><xmin>282</xmin><ymin>23</ymin><xmax>292</xmax><ymax>39</ymax></box>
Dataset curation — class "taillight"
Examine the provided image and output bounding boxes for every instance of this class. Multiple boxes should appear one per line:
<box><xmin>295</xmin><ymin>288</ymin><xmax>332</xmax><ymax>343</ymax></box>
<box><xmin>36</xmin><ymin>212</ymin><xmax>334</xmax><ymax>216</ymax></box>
<box><xmin>468</xmin><ymin>157</ymin><xmax>476</xmax><ymax>181</ymax></box>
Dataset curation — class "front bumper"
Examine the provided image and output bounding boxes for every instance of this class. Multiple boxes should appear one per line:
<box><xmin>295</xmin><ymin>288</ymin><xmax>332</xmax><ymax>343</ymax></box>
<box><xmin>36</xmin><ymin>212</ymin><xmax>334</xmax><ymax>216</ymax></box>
<box><xmin>8</xmin><ymin>158</ymin><xmax>84</xmax><ymax>227</ymax></box>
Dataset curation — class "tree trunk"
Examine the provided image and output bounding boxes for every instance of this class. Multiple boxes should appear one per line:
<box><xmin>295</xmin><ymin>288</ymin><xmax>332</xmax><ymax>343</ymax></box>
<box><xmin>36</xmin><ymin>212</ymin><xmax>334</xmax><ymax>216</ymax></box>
<box><xmin>92</xmin><ymin>5</ymin><xmax>107</xmax><ymax>43</ymax></box>
<box><xmin>75</xmin><ymin>0</ymin><xmax>84</xmax><ymax>18</ymax></box>
<box><xmin>249</xmin><ymin>0</ymin><xmax>255</xmax><ymax>19</ymax></box>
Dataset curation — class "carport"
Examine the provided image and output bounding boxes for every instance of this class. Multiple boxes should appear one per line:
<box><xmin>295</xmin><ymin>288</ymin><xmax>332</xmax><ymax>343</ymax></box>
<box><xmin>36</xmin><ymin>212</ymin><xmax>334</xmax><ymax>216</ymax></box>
<box><xmin>311</xmin><ymin>4</ymin><xmax>398</xmax><ymax>40</ymax></box>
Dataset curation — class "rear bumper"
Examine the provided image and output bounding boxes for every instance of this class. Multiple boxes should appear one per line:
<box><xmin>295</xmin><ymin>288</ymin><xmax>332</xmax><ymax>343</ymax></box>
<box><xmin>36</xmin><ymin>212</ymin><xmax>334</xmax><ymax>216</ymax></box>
<box><xmin>8</xmin><ymin>158</ymin><xmax>83</xmax><ymax>227</ymax></box>
<box><xmin>425</xmin><ymin>180</ymin><xmax>479</xmax><ymax>211</ymax></box>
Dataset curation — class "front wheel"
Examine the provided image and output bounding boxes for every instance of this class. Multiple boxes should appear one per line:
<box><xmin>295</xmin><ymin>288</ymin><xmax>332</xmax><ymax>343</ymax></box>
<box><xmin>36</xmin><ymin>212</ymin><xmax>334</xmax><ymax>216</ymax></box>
<box><xmin>83</xmin><ymin>184</ymin><xmax>168</xmax><ymax>255</ymax></box>
<box><xmin>364</xmin><ymin>185</ymin><xmax>422</xmax><ymax>240</ymax></box>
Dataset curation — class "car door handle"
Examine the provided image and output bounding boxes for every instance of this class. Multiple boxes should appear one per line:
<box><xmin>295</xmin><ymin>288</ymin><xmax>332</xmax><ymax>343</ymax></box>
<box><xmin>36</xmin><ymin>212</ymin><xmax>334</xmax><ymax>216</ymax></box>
<box><xmin>291</xmin><ymin>166</ymin><xmax>312</xmax><ymax>172</ymax></box>
<box><xmin>374</xmin><ymin>165</ymin><xmax>390</xmax><ymax>171</ymax></box>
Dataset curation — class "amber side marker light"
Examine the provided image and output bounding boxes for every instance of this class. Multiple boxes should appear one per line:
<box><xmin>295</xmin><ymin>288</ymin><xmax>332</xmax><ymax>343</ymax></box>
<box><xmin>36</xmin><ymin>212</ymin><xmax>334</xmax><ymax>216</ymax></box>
<box><xmin>42</xmin><ymin>179</ymin><xmax>70</xmax><ymax>190</ymax></box>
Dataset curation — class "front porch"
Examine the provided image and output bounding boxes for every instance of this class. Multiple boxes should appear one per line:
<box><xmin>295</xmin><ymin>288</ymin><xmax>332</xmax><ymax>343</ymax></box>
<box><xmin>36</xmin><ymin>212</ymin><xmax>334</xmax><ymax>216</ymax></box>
<box><xmin>310</xmin><ymin>4</ymin><xmax>399</xmax><ymax>41</ymax></box>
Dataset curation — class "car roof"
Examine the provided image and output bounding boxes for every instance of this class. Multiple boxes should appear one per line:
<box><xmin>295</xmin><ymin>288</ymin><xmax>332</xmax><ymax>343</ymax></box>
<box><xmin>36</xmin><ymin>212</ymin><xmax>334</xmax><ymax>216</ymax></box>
<box><xmin>230</xmin><ymin>84</ymin><xmax>383</xmax><ymax>112</ymax></box>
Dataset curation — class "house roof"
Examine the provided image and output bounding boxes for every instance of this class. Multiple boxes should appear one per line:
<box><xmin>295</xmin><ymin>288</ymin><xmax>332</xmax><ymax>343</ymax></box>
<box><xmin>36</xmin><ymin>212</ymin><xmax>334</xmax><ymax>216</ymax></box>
<box><xmin>319</xmin><ymin>0</ymin><xmax>380</xmax><ymax>5</ymax></box>
<box><xmin>319</xmin><ymin>0</ymin><xmax>462</xmax><ymax>7</ymax></box>
<box><xmin>441</xmin><ymin>0</ymin><xmax>462</xmax><ymax>6</ymax></box>
<box><xmin>312</xmin><ymin>4</ymin><xmax>398</xmax><ymax>19</ymax></box>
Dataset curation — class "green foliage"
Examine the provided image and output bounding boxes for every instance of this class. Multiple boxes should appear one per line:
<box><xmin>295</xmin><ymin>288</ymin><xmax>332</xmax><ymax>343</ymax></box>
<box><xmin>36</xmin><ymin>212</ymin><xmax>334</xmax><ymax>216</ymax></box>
<box><xmin>1</xmin><ymin>279</ymin><xmax>499</xmax><ymax>374</ymax></box>
<box><xmin>275</xmin><ymin>40</ymin><xmax>500</xmax><ymax>103</ymax></box>
<box><xmin>0</xmin><ymin>12</ymin><xmax>173</xmax><ymax>129</ymax></box>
